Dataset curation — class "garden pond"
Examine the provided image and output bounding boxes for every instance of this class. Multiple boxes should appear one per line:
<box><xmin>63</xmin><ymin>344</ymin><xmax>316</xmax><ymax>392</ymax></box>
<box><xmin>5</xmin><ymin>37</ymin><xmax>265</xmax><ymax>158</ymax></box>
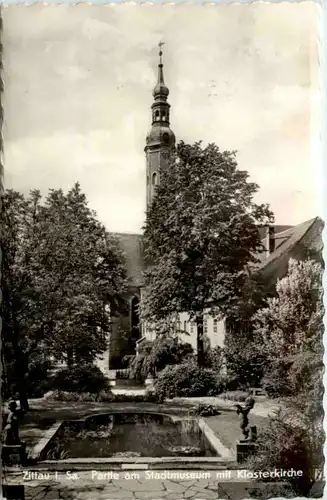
<box><xmin>45</xmin><ymin>412</ymin><xmax>218</xmax><ymax>459</ymax></box>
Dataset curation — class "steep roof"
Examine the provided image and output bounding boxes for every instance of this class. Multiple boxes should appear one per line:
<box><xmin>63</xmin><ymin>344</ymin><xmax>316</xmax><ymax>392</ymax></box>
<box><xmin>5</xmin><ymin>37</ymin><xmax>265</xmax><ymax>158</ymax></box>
<box><xmin>113</xmin><ymin>218</ymin><xmax>323</xmax><ymax>292</ymax></box>
<box><xmin>257</xmin><ymin>217</ymin><xmax>324</xmax><ymax>291</ymax></box>
<box><xmin>257</xmin><ymin>225</ymin><xmax>293</xmax><ymax>240</ymax></box>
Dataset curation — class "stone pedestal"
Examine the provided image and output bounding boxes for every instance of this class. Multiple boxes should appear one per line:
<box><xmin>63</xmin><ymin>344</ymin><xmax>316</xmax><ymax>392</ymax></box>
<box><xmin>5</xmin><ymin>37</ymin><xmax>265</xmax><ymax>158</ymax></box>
<box><xmin>2</xmin><ymin>443</ymin><xmax>26</xmax><ymax>466</ymax></box>
<box><xmin>236</xmin><ymin>440</ymin><xmax>258</xmax><ymax>464</ymax></box>
<box><xmin>2</xmin><ymin>485</ymin><xmax>25</xmax><ymax>500</ymax></box>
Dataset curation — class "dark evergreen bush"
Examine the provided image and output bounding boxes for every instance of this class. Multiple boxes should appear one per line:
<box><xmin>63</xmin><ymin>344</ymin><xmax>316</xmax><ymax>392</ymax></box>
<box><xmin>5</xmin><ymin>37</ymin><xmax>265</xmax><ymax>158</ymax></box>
<box><xmin>51</xmin><ymin>363</ymin><xmax>109</xmax><ymax>393</ymax></box>
<box><xmin>154</xmin><ymin>361</ymin><xmax>223</xmax><ymax>400</ymax></box>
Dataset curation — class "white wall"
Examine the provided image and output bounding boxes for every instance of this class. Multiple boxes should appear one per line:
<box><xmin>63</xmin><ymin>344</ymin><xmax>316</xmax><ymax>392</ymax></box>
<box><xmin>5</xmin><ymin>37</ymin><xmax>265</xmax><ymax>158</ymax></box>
<box><xmin>143</xmin><ymin>310</ymin><xmax>226</xmax><ymax>351</ymax></box>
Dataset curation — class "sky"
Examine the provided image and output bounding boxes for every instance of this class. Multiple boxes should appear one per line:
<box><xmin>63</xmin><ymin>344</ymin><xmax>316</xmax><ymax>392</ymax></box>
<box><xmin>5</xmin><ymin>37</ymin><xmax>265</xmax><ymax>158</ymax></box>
<box><xmin>2</xmin><ymin>2</ymin><xmax>321</xmax><ymax>233</ymax></box>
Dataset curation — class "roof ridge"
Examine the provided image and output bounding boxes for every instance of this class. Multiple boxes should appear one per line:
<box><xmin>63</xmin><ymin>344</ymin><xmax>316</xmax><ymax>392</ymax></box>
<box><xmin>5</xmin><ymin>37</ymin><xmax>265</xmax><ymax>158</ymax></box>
<box><xmin>259</xmin><ymin>217</ymin><xmax>319</xmax><ymax>270</ymax></box>
<box><xmin>274</xmin><ymin>217</ymin><xmax>317</xmax><ymax>237</ymax></box>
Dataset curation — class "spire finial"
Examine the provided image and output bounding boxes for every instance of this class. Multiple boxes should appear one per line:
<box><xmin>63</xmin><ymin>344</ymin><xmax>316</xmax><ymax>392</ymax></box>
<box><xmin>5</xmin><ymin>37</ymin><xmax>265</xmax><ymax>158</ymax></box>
<box><xmin>153</xmin><ymin>41</ymin><xmax>169</xmax><ymax>98</ymax></box>
<box><xmin>158</xmin><ymin>40</ymin><xmax>165</xmax><ymax>65</ymax></box>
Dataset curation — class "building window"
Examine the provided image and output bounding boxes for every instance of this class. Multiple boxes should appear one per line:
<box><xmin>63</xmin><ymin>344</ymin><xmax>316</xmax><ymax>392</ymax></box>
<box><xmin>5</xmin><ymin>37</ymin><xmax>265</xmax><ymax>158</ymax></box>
<box><xmin>155</xmin><ymin>110</ymin><xmax>160</xmax><ymax>121</ymax></box>
<box><xmin>147</xmin><ymin>175</ymin><xmax>149</xmax><ymax>185</ymax></box>
<box><xmin>152</xmin><ymin>172</ymin><xmax>158</xmax><ymax>186</ymax></box>
<box><xmin>184</xmin><ymin>321</ymin><xmax>187</xmax><ymax>332</ymax></box>
<box><xmin>190</xmin><ymin>322</ymin><xmax>195</xmax><ymax>334</ymax></box>
<box><xmin>213</xmin><ymin>318</ymin><xmax>218</xmax><ymax>333</ymax></box>
<box><xmin>204</xmin><ymin>319</ymin><xmax>208</xmax><ymax>334</ymax></box>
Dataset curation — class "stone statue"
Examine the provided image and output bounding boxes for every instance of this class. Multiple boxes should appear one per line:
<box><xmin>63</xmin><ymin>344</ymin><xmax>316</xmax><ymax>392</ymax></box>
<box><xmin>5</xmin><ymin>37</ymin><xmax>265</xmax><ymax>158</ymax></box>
<box><xmin>235</xmin><ymin>393</ymin><xmax>255</xmax><ymax>441</ymax></box>
<box><xmin>3</xmin><ymin>401</ymin><xmax>21</xmax><ymax>445</ymax></box>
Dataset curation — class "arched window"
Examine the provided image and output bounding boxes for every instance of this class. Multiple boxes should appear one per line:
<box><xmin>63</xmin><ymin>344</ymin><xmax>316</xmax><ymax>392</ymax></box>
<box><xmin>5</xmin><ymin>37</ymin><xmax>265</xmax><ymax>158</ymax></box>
<box><xmin>155</xmin><ymin>110</ymin><xmax>160</xmax><ymax>121</ymax></box>
<box><xmin>131</xmin><ymin>296</ymin><xmax>140</xmax><ymax>341</ymax></box>
<box><xmin>152</xmin><ymin>172</ymin><xmax>158</xmax><ymax>186</ymax></box>
<box><xmin>162</xmin><ymin>113</ymin><xmax>166</xmax><ymax>121</ymax></box>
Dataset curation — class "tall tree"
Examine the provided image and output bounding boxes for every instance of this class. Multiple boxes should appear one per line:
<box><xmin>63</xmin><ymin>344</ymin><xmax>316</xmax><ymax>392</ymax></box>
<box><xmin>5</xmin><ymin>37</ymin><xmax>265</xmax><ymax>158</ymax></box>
<box><xmin>142</xmin><ymin>141</ymin><xmax>273</xmax><ymax>365</ymax></box>
<box><xmin>2</xmin><ymin>183</ymin><xmax>127</xmax><ymax>409</ymax></box>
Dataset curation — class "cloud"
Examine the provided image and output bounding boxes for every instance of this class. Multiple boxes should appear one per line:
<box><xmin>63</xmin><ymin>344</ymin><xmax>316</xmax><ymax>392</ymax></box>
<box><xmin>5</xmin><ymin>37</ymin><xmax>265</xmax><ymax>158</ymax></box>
<box><xmin>2</xmin><ymin>2</ymin><xmax>320</xmax><ymax>230</ymax></box>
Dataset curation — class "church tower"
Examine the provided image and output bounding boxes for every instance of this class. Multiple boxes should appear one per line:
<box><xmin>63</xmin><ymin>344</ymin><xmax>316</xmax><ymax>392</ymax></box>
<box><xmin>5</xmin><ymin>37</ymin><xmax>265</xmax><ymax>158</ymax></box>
<box><xmin>145</xmin><ymin>43</ymin><xmax>176</xmax><ymax>209</ymax></box>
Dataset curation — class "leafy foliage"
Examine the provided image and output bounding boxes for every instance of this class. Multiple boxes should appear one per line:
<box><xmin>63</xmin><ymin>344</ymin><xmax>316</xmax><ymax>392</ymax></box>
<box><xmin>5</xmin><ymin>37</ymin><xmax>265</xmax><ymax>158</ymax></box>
<box><xmin>51</xmin><ymin>363</ymin><xmax>109</xmax><ymax>393</ymax></box>
<box><xmin>247</xmin><ymin>408</ymin><xmax>324</xmax><ymax>496</ymax></box>
<box><xmin>125</xmin><ymin>340</ymin><xmax>153</xmax><ymax>381</ymax></box>
<box><xmin>253</xmin><ymin>258</ymin><xmax>323</xmax><ymax>357</ymax></box>
<box><xmin>127</xmin><ymin>336</ymin><xmax>193</xmax><ymax>381</ymax></box>
<box><xmin>48</xmin><ymin>389</ymin><xmax>159</xmax><ymax>403</ymax></box>
<box><xmin>248</xmin><ymin>259</ymin><xmax>324</xmax><ymax>495</ymax></box>
<box><xmin>203</xmin><ymin>345</ymin><xmax>224</xmax><ymax>372</ymax></box>
<box><xmin>260</xmin><ymin>358</ymin><xmax>293</xmax><ymax>398</ymax></box>
<box><xmin>154</xmin><ymin>360</ymin><xmax>223</xmax><ymax>400</ymax></box>
<box><xmin>2</xmin><ymin>184</ymin><xmax>127</xmax><ymax>408</ymax></box>
<box><xmin>142</xmin><ymin>141</ymin><xmax>273</xmax><ymax>364</ymax></box>
<box><xmin>188</xmin><ymin>404</ymin><xmax>221</xmax><ymax>417</ymax></box>
<box><xmin>224</xmin><ymin>335</ymin><xmax>268</xmax><ymax>389</ymax></box>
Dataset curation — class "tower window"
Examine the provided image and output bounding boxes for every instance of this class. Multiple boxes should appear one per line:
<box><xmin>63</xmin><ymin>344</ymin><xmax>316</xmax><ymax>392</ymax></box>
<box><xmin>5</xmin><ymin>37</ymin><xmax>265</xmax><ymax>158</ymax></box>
<box><xmin>152</xmin><ymin>172</ymin><xmax>158</xmax><ymax>186</ymax></box>
<box><xmin>162</xmin><ymin>113</ymin><xmax>166</xmax><ymax>121</ymax></box>
<box><xmin>163</xmin><ymin>132</ymin><xmax>169</xmax><ymax>143</ymax></box>
<box><xmin>155</xmin><ymin>110</ymin><xmax>160</xmax><ymax>121</ymax></box>
<box><xmin>147</xmin><ymin>176</ymin><xmax>149</xmax><ymax>185</ymax></box>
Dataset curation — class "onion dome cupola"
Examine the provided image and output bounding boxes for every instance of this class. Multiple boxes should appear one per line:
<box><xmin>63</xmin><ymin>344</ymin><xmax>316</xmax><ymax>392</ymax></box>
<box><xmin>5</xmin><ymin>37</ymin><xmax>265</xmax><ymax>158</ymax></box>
<box><xmin>145</xmin><ymin>42</ymin><xmax>176</xmax><ymax>149</ymax></box>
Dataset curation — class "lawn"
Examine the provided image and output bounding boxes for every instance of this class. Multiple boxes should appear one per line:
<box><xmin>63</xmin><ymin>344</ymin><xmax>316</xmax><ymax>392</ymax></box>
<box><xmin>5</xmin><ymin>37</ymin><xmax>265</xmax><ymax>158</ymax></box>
<box><xmin>205</xmin><ymin>410</ymin><xmax>269</xmax><ymax>452</ymax></box>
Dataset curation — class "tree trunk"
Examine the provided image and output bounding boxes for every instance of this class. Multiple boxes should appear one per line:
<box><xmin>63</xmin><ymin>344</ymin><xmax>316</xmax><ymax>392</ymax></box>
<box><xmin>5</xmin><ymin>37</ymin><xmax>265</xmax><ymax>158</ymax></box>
<box><xmin>14</xmin><ymin>353</ymin><xmax>29</xmax><ymax>412</ymax></box>
<box><xmin>18</xmin><ymin>385</ymin><xmax>29</xmax><ymax>412</ymax></box>
<box><xmin>196</xmin><ymin>313</ymin><xmax>206</xmax><ymax>367</ymax></box>
<box><xmin>67</xmin><ymin>348</ymin><xmax>74</xmax><ymax>368</ymax></box>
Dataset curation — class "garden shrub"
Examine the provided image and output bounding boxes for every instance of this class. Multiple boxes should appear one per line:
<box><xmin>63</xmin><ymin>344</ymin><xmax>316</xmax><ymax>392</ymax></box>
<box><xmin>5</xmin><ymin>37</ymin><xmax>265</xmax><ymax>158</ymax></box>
<box><xmin>4</xmin><ymin>352</ymin><xmax>53</xmax><ymax>399</ymax></box>
<box><xmin>49</xmin><ymin>390</ymin><xmax>99</xmax><ymax>402</ymax></box>
<box><xmin>188</xmin><ymin>404</ymin><xmax>221</xmax><ymax>417</ymax></box>
<box><xmin>154</xmin><ymin>361</ymin><xmax>222</xmax><ymax>400</ymax></box>
<box><xmin>224</xmin><ymin>338</ymin><xmax>267</xmax><ymax>390</ymax></box>
<box><xmin>246</xmin><ymin>484</ymin><xmax>297</xmax><ymax>498</ymax></box>
<box><xmin>204</xmin><ymin>345</ymin><xmax>224</xmax><ymax>372</ymax></box>
<box><xmin>246</xmin><ymin>407</ymin><xmax>323</xmax><ymax>496</ymax></box>
<box><xmin>51</xmin><ymin>363</ymin><xmax>109</xmax><ymax>393</ymax></box>
<box><xmin>261</xmin><ymin>358</ymin><xmax>293</xmax><ymax>398</ymax></box>
<box><xmin>127</xmin><ymin>337</ymin><xmax>193</xmax><ymax>382</ymax></box>
<box><xmin>49</xmin><ymin>389</ymin><xmax>159</xmax><ymax>403</ymax></box>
